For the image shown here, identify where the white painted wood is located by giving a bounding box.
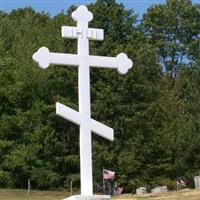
[33,5,133,197]
[33,47,79,69]
[56,102,81,125]
[62,26,104,41]
[56,102,113,141]
[90,119,114,141]
[89,53,132,74]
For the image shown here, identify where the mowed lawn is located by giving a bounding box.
[1,189,200,200]
[0,189,70,200]
[114,189,200,200]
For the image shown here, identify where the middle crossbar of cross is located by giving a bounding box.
[33,5,132,196]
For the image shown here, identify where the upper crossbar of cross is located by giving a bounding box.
[33,6,132,75]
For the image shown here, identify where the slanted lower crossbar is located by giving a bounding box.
[56,102,113,141]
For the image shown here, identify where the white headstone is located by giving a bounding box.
[33,5,132,199]
[151,186,168,193]
[136,187,147,195]
[194,176,200,189]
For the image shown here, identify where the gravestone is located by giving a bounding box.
[194,176,200,189]
[151,186,168,193]
[136,187,147,195]
[33,5,132,200]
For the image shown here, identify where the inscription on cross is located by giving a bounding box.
[33,5,132,197]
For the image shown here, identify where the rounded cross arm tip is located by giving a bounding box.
[116,53,133,74]
[72,5,93,23]
[32,47,50,69]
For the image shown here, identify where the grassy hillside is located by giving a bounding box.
[1,189,200,200]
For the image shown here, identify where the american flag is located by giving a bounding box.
[114,187,123,195]
[103,169,115,180]
[177,179,186,187]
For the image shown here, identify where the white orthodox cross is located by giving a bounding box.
[33,5,132,197]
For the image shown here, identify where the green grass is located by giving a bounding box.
[1,189,200,200]
[114,189,200,200]
[0,189,70,200]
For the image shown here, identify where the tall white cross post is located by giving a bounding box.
[33,5,132,198]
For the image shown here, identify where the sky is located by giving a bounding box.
[0,0,199,17]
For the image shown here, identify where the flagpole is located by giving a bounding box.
[176,177,178,191]
[103,168,105,194]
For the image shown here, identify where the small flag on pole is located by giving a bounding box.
[176,179,186,187]
[103,169,115,180]
[114,187,123,195]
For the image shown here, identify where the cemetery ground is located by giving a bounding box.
[1,189,200,200]
[0,189,69,200]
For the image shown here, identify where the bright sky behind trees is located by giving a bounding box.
[1,0,199,17]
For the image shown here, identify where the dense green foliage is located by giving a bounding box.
[0,0,200,192]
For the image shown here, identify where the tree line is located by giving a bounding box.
[0,0,200,192]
